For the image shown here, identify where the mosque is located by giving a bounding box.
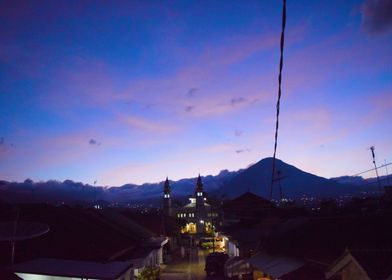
[162,175,218,234]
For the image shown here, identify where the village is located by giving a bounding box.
[1,175,392,280]
[1,1,392,279]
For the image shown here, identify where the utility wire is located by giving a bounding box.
[352,162,392,176]
[270,0,287,200]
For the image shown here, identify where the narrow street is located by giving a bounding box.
[160,246,224,280]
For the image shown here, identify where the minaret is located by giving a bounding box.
[162,177,172,216]
[195,174,206,233]
[195,174,204,205]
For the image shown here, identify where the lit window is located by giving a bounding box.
[197,192,203,197]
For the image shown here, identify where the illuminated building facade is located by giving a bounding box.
[163,175,218,234]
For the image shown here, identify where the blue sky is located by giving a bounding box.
[0,0,391,186]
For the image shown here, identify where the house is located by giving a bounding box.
[220,228,268,258]
[256,211,392,279]
[325,248,392,280]
[218,192,278,258]
[221,191,276,226]
[120,210,181,259]
[247,252,304,280]
[0,204,168,279]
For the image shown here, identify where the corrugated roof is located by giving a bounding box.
[248,252,304,278]
[13,258,132,279]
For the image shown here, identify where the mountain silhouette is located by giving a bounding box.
[219,157,360,199]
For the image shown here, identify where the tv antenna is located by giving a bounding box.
[384,159,391,185]
[273,170,288,200]
[368,146,382,191]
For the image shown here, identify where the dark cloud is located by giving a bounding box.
[234,129,243,137]
[185,105,194,113]
[0,137,13,149]
[235,148,250,154]
[362,0,392,34]
[89,139,101,146]
[187,88,198,98]
[144,103,156,110]
[230,97,247,106]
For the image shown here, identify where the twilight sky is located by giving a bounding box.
[1,0,391,186]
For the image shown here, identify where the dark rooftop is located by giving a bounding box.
[0,204,159,265]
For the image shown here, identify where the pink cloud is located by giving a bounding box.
[120,115,179,134]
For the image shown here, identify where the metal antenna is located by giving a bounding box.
[11,207,20,265]
[94,180,98,208]
[369,146,382,191]
[273,170,288,201]
[385,159,391,185]
[277,170,283,200]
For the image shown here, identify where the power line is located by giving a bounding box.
[270,0,287,200]
[353,162,392,176]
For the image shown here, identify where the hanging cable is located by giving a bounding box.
[270,0,286,200]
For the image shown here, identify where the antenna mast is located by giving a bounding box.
[369,146,382,191]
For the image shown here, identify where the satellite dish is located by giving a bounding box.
[0,222,49,241]
[0,222,49,265]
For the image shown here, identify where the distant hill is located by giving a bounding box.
[110,169,242,201]
[219,158,363,199]
[0,158,379,204]
[331,174,392,188]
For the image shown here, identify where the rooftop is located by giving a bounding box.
[0,204,160,264]
[12,258,132,280]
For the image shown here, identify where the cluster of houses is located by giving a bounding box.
[0,202,175,280]
[1,176,392,279]
[165,176,392,280]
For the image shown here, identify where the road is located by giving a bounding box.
[160,246,224,280]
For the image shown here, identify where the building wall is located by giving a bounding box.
[341,261,370,280]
